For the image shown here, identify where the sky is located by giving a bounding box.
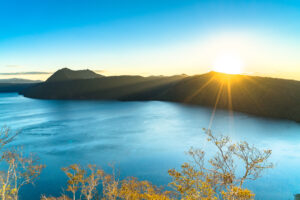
[0,0,300,80]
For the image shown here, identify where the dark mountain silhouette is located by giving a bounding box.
[0,79,40,93]
[20,69,300,122]
[160,71,300,122]
[46,68,103,82]
[0,83,37,93]
[21,74,186,100]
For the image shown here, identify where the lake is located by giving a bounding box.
[0,93,300,200]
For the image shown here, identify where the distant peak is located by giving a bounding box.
[0,78,41,84]
[46,68,103,82]
[60,67,70,70]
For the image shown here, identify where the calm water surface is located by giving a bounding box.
[1,93,300,200]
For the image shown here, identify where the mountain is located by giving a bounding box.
[0,79,41,93]
[20,69,300,122]
[160,71,300,122]
[0,78,41,84]
[21,74,186,100]
[0,83,38,93]
[46,68,103,82]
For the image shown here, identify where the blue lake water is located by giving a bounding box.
[0,93,300,200]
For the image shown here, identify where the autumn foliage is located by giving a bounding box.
[0,127,45,200]
[0,127,273,200]
[167,129,273,200]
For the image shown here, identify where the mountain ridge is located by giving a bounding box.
[46,68,103,82]
[0,78,41,84]
[19,68,300,123]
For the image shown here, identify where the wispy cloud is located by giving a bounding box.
[0,72,52,75]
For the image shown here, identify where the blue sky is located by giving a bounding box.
[1,0,300,80]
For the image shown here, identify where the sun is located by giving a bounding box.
[212,53,244,74]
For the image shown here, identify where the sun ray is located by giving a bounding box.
[243,76,273,94]
[226,79,235,133]
[227,79,233,113]
[236,81,265,114]
[209,81,224,129]
[184,76,215,103]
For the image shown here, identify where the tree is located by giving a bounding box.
[0,127,45,200]
[43,129,273,200]
[43,164,172,200]
[0,126,273,200]
[119,177,173,200]
[61,164,104,200]
[0,126,18,150]
[168,128,273,200]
